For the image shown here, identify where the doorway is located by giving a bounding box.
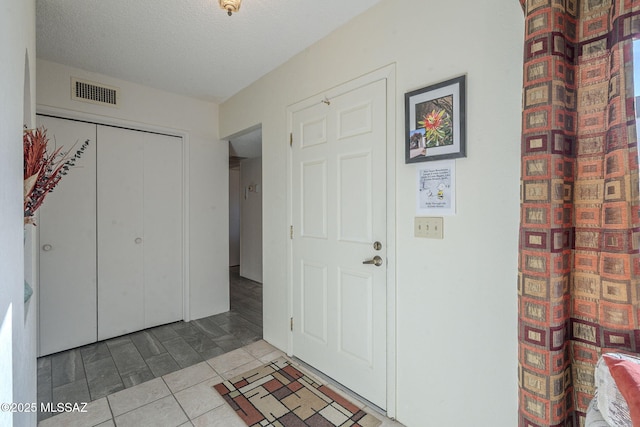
[228,127,263,327]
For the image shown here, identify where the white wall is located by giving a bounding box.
[240,158,263,283]
[36,59,230,320]
[229,168,241,266]
[0,0,37,426]
[219,1,524,426]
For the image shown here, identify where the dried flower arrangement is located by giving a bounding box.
[23,126,89,225]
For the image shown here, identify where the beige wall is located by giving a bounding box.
[230,168,241,266]
[0,0,37,425]
[36,59,230,320]
[240,157,263,283]
[220,0,524,425]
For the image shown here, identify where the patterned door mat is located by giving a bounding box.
[213,357,382,427]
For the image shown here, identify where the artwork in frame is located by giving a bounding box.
[405,75,466,163]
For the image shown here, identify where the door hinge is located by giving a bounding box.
[290,317,294,331]
[289,133,293,147]
[290,225,293,239]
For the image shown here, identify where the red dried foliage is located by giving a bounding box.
[23,127,71,223]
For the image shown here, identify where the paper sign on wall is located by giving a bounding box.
[416,159,456,216]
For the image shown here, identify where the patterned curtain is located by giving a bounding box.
[518,0,640,426]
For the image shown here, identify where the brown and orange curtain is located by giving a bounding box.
[518,0,640,425]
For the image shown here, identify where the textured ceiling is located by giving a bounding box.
[36,0,384,103]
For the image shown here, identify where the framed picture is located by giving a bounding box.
[405,75,466,163]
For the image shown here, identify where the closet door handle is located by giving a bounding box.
[134,237,143,244]
[42,244,53,252]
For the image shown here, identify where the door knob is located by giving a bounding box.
[362,255,383,267]
[135,237,143,244]
[42,244,53,252]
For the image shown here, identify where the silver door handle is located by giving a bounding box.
[362,255,383,267]
[135,237,143,244]
[42,244,53,252]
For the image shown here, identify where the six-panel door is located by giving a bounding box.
[291,78,388,408]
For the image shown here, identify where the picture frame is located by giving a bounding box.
[405,75,466,163]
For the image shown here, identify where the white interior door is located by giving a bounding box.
[291,78,387,408]
[38,115,97,356]
[97,126,182,340]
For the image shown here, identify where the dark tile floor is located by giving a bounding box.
[37,266,262,422]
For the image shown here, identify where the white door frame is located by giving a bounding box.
[286,64,397,417]
[34,106,191,342]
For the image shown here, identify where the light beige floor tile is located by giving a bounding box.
[114,395,187,427]
[220,359,264,380]
[107,377,170,417]
[257,349,285,363]
[243,340,278,359]
[162,362,218,393]
[191,404,246,427]
[38,338,406,427]
[37,397,111,427]
[365,407,406,426]
[206,348,256,374]
[174,377,226,419]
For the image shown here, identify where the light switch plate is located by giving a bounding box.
[415,217,444,239]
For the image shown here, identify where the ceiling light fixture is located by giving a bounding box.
[219,0,241,16]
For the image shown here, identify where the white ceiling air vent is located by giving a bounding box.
[71,78,119,107]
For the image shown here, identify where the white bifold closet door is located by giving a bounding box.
[37,116,183,356]
[97,125,183,341]
[38,116,98,356]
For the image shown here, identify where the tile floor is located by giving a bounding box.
[37,341,404,427]
[37,267,262,423]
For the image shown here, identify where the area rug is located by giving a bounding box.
[213,357,382,427]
